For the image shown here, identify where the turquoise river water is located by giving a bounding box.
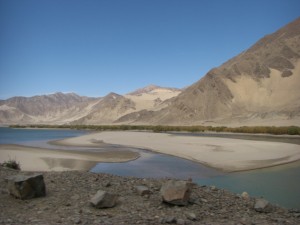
[0,127,299,209]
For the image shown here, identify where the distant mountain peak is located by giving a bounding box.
[105,92,122,98]
[128,84,180,96]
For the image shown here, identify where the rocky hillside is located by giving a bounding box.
[0,86,181,125]
[1,167,299,225]
[0,92,99,125]
[70,92,136,125]
[130,17,300,126]
[69,86,181,125]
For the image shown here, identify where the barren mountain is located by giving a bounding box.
[125,85,181,111]
[123,17,300,126]
[128,84,181,96]
[0,86,181,125]
[71,86,181,125]
[1,18,299,126]
[0,92,99,125]
[70,93,136,125]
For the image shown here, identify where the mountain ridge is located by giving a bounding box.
[0,85,181,125]
[127,17,300,126]
[127,85,181,96]
[1,18,300,126]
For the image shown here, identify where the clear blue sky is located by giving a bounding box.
[0,0,299,99]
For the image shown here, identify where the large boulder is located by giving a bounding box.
[160,180,192,206]
[90,190,118,208]
[6,174,46,200]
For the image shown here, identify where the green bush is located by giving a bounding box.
[287,126,300,135]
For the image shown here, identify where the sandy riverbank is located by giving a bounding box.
[55,131,300,172]
[0,144,139,171]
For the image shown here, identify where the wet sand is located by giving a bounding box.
[55,131,300,172]
[0,144,139,171]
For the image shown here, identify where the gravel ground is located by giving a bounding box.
[1,166,299,225]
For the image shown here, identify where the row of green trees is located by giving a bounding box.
[10,124,300,135]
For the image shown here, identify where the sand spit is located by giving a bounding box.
[57,131,300,172]
[0,144,139,171]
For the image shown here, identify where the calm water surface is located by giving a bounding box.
[0,127,87,144]
[0,127,299,209]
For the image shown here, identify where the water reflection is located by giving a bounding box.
[91,150,223,179]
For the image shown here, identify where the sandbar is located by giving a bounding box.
[57,131,300,172]
[0,144,139,171]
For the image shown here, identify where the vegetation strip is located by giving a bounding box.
[10,124,300,135]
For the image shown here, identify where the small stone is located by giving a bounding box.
[165,216,176,223]
[188,198,197,204]
[143,194,150,199]
[289,208,300,213]
[74,218,82,224]
[103,181,111,187]
[135,185,151,196]
[294,213,300,218]
[186,212,197,221]
[211,186,216,191]
[71,194,80,200]
[0,188,8,194]
[200,198,208,203]
[90,190,118,209]
[241,192,250,200]
[176,219,186,225]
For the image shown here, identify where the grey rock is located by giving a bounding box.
[71,194,80,200]
[165,216,176,223]
[160,180,192,206]
[90,190,118,208]
[103,181,111,187]
[289,208,300,213]
[6,174,46,200]
[186,212,197,221]
[254,198,272,213]
[294,213,300,218]
[200,198,208,203]
[135,185,151,196]
[176,219,186,225]
[73,218,82,224]
[0,188,8,194]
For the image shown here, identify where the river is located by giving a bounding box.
[0,127,299,209]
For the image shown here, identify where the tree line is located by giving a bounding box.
[9,124,300,135]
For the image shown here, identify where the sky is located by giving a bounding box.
[0,0,299,99]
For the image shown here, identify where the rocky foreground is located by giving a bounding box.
[0,166,299,225]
